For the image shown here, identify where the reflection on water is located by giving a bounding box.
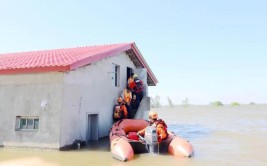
[1,105,267,166]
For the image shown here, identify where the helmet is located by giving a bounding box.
[133,74,138,78]
[148,111,158,120]
[117,97,123,103]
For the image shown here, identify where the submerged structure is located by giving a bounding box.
[0,43,157,149]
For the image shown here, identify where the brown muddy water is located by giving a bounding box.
[0,105,267,166]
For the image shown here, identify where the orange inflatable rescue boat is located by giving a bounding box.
[110,119,194,161]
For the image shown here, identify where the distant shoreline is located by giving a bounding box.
[153,104,267,108]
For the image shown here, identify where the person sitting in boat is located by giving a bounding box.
[113,97,128,122]
[137,111,168,143]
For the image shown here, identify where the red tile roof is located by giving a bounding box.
[0,43,158,85]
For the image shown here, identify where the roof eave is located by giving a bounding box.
[130,43,158,86]
[0,66,70,75]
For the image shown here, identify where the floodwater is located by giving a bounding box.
[1,105,267,166]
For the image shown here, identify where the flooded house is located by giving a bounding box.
[0,43,157,149]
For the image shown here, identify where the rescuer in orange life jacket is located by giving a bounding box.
[128,74,144,109]
[137,111,168,143]
[113,97,128,122]
[123,87,132,118]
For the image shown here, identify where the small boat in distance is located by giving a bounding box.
[110,119,194,161]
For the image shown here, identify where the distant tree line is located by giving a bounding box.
[167,96,174,108]
[210,101,257,106]
[150,95,257,107]
[150,96,191,108]
[210,101,223,106]
[150,95,161,108]
[182,97,190,106]
[231,102,240,106]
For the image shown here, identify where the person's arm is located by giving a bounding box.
[156,124,167,140]
[127,92,132,105]
[140,80,144,90]
[123,89,127,100]
[129,92,132,101]
[137,128,145,136]
[122,105,128,117]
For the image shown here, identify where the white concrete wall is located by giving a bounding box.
[0,52,150,149]
[0,73,64,149]
[60,52,137,146]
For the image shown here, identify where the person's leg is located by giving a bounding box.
[126,104,131,118]
[136,93,142,108]
[140,91,144,100]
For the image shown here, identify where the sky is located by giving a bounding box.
[0,0,266,105]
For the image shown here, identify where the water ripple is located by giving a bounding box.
[168,123,212,140]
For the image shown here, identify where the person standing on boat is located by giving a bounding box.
[137,111,168,143]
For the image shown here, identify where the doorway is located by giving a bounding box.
[127,67,133,86]
[87,113,99,142]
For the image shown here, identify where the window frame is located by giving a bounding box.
[112,64,120,87]
[15,116,39,131]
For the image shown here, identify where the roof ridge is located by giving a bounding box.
[0,42,134,56]
[83,42,133,48]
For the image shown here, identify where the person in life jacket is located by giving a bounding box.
[127,73,135,89]
[123,87,132,105]
[113,97,128,121]
[123,87,132,118]
[129,74,144,109]
[137,111,168,143]
[128,74,136,90]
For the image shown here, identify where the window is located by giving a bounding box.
[112,64,120,87]
[15,116,39,130]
